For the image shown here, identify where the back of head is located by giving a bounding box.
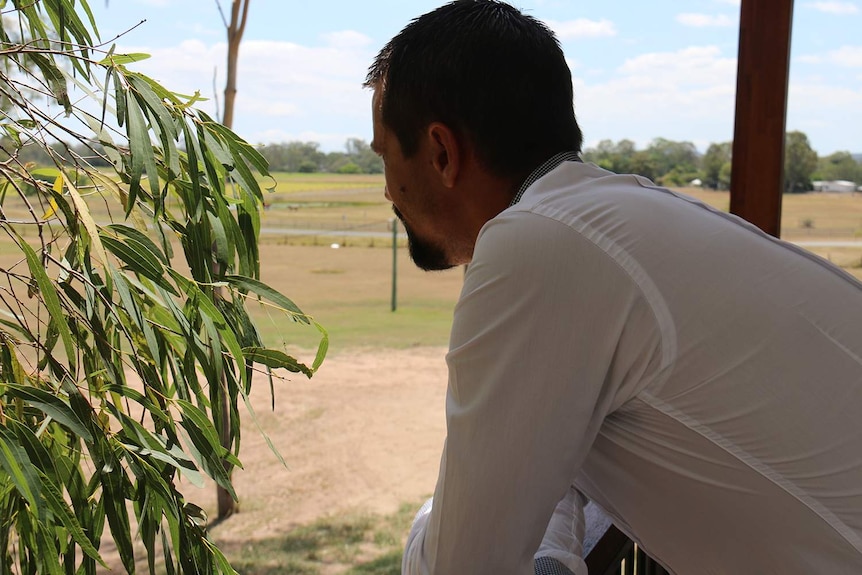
[366,0,582,181]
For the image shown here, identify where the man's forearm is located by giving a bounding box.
[401,497,582,575]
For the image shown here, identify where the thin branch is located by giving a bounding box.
[213,0,229,29]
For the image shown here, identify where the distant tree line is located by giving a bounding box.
[4,136,385,176]
[8,131,859,192]
[255,138,383,174]
[582,131,862,193]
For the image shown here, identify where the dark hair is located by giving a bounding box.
[365,0,582,180]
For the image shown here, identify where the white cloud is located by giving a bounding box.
[112,36,376,148]
[676,13,736,27]
[827,45,862,66]
[544,18,617,39]
[574,46,738,149]
[787,80,862,152]
[798,45,862,67]
[797,54,823,64]
[617,46,737,84]
[248,129,362,151]
[321,30,374,50]
[805,2,859,14]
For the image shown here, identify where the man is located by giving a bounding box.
[365,1,862,574]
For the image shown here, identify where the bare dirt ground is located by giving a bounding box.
[208,346,448,538]
[97,346,449,573]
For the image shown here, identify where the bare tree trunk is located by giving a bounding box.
[214,0,251,522]
[213,0,251,521]
[213,1,251,521]
[222,0,250,129]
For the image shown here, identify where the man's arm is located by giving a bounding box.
[403,211,665,574]
[534,486,588,574]
[404,494,584,575]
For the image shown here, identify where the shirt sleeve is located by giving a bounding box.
[402,210,666,575]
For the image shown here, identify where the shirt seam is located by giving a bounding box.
[514,203,678,380]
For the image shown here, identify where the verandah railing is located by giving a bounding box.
[583,502,670,575]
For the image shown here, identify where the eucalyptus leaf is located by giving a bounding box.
[0,2,325,572]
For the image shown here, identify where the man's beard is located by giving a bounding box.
[393,206,455,272]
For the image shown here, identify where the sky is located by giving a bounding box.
[83,0,862,155]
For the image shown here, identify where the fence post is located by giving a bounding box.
[391,218,398,312]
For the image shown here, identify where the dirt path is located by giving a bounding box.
[96,347,449,572]
[201,346,448,541]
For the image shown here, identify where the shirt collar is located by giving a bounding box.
[509,151,581,207]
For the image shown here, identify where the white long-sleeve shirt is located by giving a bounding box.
[403,160,862,575]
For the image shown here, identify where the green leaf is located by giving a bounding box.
[30,167,61,183]
[98,52,151,66]
[206,120,270,176]
[64,172,109,267]
[169,271,248,389]
[224,275,309,323]
[0,427,44,519]
[35,529,63,575]
[312,322,329,372]
[201,126,234,169]
[129,74,178,143]
[242,347,312,377]
[14,232,76,372]
[2,123,22,146]
[4,385,93,443]
[101,235,164,282]
[114,69,127,128]
[101,468,135,574]
[176,400,237,500]
[125,86,152,216]
[40,475,107,568]
[115,416,203,487]
[25,52,71,114]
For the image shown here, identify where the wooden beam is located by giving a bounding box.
[729,0,794,238]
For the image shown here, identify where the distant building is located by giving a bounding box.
[812,180,857,193]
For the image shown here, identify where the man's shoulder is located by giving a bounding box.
[513,162,659,216]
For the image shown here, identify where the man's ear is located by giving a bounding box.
[427,122,460,188]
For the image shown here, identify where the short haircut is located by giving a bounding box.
[365,0,583,181]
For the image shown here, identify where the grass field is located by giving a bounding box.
[238,176,862,367]
[253,238,463,355]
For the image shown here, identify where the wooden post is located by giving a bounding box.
[729,0,794,238]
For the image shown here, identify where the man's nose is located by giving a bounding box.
[384,185,392,201]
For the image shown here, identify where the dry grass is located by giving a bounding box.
[675,186,862,280]
[675,187,862,240]
[252,240,464,353]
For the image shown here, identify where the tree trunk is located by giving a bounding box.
[216,0,251,521]
[222,0,250,129]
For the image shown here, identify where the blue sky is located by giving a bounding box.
[85,0,862,155]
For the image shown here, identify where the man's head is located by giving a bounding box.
[366,0,582,270]
[366,0,581,180]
